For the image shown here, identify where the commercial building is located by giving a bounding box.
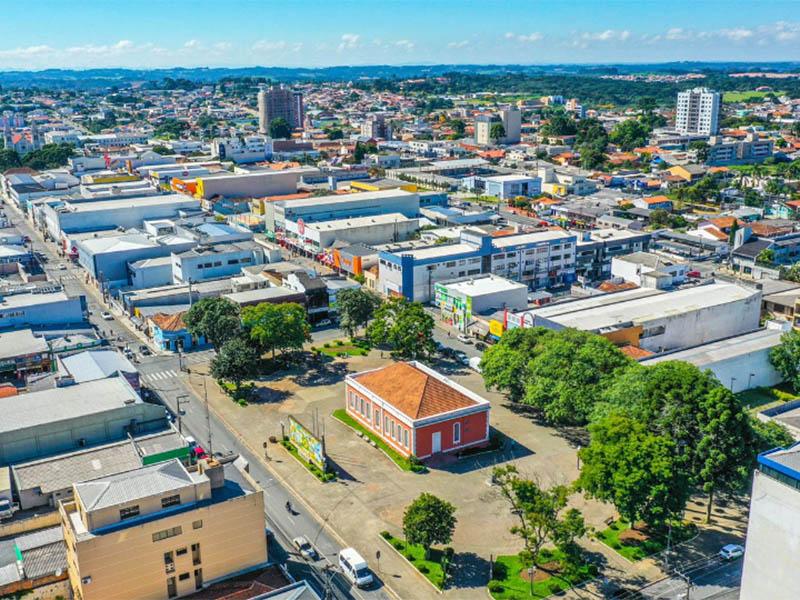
[194,170,302,201]
[675,87,721,136]
[740,443,800,600]
[60,458,267,600]
[0,376,168,465]
[0,329,51,378]
[345,361,490,459]
[516,283,761,353]
[0,289,86,329]
[435,274,528,331]
[269,189,419,233]
[172,242,266,284]
[283,213,419,251]
[379,228,576,303]
[705,133,774,166]
[610,251,688,289]
[258,84,304,132]
[42,194,200,240]
[482,174,541,200]
[575,229,652,283]
[211,136,272,164]
[59,350,140,391]
[641,327,783,393]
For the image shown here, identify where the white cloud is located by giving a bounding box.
[114,40,134,50]
[580,29,630,42]
[448,40,469,49]
[338,33,361,52]
[184,39,202,49]
[394,39,415,51]
[252,40,303,53]
[505,32,543,43]
[0,45,55,59]
[212,42,232,52]
[665,28,688,40]
[719,28,753,41]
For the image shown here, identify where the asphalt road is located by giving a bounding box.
[6,202,392,600]
[618,554,742,600]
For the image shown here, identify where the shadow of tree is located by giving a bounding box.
[248,387,292,404]
[425,428,535,474]
[502,401,590,447]
[451,551,491,590]
[292,359,351,387]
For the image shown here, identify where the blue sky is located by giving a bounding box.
[0,0,798,69]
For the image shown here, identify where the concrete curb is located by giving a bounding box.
[378,534,444,595]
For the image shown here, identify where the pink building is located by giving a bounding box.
[345,361,491,460]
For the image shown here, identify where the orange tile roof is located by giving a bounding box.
[150,312,187,332]
[597,281,638,292]
[708,216,739,229]
[261,192,312,203]
[354,362,481,420]
[619,345,654,359]
[642,195,671,205]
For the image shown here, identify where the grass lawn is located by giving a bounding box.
[380,532,448,589]
[332,409,426,473]
[738,382,797,413]
[280,439,336,482]
[596,520,695,562]
[488,549,596,599]
[723,90,780,103]
[218,381,254,406]
[315,339,370,358]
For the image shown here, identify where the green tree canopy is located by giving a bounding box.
[578,412,690,529]
[183,297,241,351]
[480,327,551,404]
[23,143,74,170]
[770,329,800,392]
[609,119,650,151]
[268,117,291,139]
[402,493,457,559]
[336,287,381,338]
[490,122,506,141]
[367,297,435,360]
[241,302,310,359]
[539,111,577,137]
[0,148,21,172]
[154,118,189,139]
[210,336,260,392]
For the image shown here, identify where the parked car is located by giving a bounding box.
[0,497,17,521]
[316,318,332,328]
[719,544,744,560]
[139,345,152,356]
[101,312,114,320]
[339,547,373,588]
[457,334,472,344]
[292,536,318,560]
[475,341,487,351]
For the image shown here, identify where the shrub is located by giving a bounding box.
[488,581,504,593]
[393,541,404,551]
[337,352,347,357]
[336,340,344,346]
[549,581,563,594]
[323,342,330,348]
[419,565,429,574]
[444,546,454,559]
[611,541,621,550]
[588,564,599,577]
[405,553,415,561]
[380,531,392,540]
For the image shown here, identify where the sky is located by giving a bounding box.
[0,0,798,69]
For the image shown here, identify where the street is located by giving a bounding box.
[6,201,393,600]
[625,555,742,600]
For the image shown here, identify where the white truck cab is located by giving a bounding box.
[338,547,373,588]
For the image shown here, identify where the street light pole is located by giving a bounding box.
[175,395,189,434]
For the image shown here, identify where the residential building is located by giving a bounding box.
[211,136,273,164]
[361,114,392,140]
[379,228,576,303]
[258,84,303,133]
[610,251,688,289]
[60,458,267,600]
[740,443,800,600]
[435,274,527,332]
[345,361,490,459]
[675,87,721,135]
[148,312,206,352]
[575,229,652,283]
[499,107,522,144]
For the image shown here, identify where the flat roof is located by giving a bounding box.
[0,377,143,435]
[484,174,537,182]
[577,228,649,245]
[641,328,781,367]
[492,229,573,248]
[64,194,196,213]
[223,286,301,304]
[0,290,74,309]
[396,243,477,261]
[301,212,414,231]
[0,329,48,360]
[279,189,416,210]
[547,283,758,331]
[442,275,527,296]
[525,288,664,319]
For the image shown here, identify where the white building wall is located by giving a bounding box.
[740,471,800,600]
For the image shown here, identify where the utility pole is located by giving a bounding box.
[203,375,213,455]
[175,395,189,434]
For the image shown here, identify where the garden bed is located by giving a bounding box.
[488,549,596,599]
[280,438,336,482]
[737,383,797,412]
[379,531,448,590]
[315,339,370,358]
[596,520,696,562]
[218,380,254,406]
[332,409,426,473]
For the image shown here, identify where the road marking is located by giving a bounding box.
[144,370,178,382]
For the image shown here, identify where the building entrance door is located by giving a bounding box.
[432,431,442,454]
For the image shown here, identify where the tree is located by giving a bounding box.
[367,297,436,359]
[353,141,377,163]
[325,128,344,140]
[0,148,21,172]
[151,145,172,155]
[490,122,506,142]
[539,111,577,137]
[770,329,800,392]
[689,141,710,163]
[210,336,260,393]
[523,329,631,425]
[448,118,466,137]
[494,466,586,574]
[578,412,690,529]
[269,117,291,139]
[728,219,739,245]
[609,119,650,151]
[23,143,74,170]
[751,418,794,453]
[402,493,457,559]
[336,287,381,337]
[183,297,241,351]
[241,302,310,359]
[154,118,189,139]
[481,327,551,404]
[755,248,775,266]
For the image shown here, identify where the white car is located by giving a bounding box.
[719,544,744,560]
[292,536,318,561]
[101,312,114,321]
[457,334,472,344]
[339,547,373,588]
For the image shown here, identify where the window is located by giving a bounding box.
[194,569,203,590]
[167,577,177,599]
[179,573,190,581]
[403,429,409,448]
[164,551,175,573]
[454,422,462,444]
[374,408,380,426]
[152,526,182,542]
[176,547,188,556]
[384,415,389,432]
[192,520,203,530]
[366,403,371,420]
[192,543,201,566]
[119,505,140,520]
[359,398,365,415]
[391,420,396,439]
[161,495,181,509]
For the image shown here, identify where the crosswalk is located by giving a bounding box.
[142,369,179,383]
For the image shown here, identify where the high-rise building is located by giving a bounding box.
[500,107,522,144]
[60,458,267,600]
[740,443,800,600]
[257,84,304,135]
[675,87,720,136]
[361,113,392,140]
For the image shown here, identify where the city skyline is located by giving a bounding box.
[1,0,799,69]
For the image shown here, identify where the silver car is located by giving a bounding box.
[292,536,318,560]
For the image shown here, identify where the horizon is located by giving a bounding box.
[2,0,799,69]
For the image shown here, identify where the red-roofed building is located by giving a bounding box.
[345,361,491,459]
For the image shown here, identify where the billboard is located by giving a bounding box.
[288,416,326,471]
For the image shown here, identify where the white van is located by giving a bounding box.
[339,547,373,588]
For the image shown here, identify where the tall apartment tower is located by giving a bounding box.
[675,87,720,136]
[257,84,304,135]
[500,107,522,144]
[361,113,392,140]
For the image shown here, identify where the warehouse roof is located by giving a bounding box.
[0,377,142,435]
[299,212,414,232]
[641,327,781,367]
[64,193,196,213]
[0,329,48,360]
[279,188,416,210]
[441,275,527,297]
[59,350,137,383]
